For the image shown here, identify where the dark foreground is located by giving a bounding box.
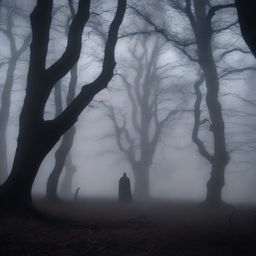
[1,198,256,256]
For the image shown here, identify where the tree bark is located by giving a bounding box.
[0,60,17,183]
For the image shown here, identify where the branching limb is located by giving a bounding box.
[52,0,127,133]
[184,0,196,32]
[219,66,256,79]
[207,3,236,23]
[217,48,251,62]
[29,0,53,73]
[46,1,91,85]
[116,73,140,133]
[192,74,214,163]
[213,20,238,34]
[102,102,136,163]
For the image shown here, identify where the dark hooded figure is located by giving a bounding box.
[119,172,132,202]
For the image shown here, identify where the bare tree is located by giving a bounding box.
[129,0,253,204]
[46,0,120,201]
[46,0,78,202]
[103,35,187,200]
[190,0,232,204]
[0,0,127,213]
[0,6,31,184]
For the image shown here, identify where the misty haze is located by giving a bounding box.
[0,0,256,255]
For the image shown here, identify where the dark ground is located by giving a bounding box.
[0,198,256,256]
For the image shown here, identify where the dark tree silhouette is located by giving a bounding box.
[46,0,78,202]
[0,0,127,212]
[59,154,77,197]
[0,7,31,184]
[188,0,230,204]
[236,0,256,58]
[130,0,243,204]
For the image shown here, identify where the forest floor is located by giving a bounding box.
[0,198,256,256]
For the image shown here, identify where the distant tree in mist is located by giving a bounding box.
[46,0,122,202]
[131,0,254,204]
[103,36,188,200]
[184,1,255,204]
[0,5,30,184]
[225,74,256,157]
[0,0,127,213]
[46,0,78,202]
[46,78,78,202]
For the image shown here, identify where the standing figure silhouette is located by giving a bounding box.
[119,173,132,202]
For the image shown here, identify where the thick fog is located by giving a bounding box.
[1,0,256,205]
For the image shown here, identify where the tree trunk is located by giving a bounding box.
[206,159,228,204]
[59,154,77,198]
[0,60,17,184]
[0,78,61,211]
[46,127,75,201]
[133,164,150,200]
[201,64,229,204]
[0,9,31,184]
[46,63,77,202]
[0,127,54,211]
[0,130,8,184]
[194,0,229,204]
